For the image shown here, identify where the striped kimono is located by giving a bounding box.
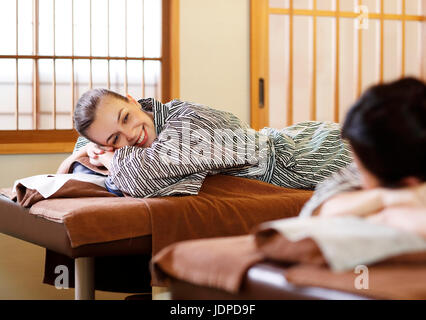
[75,98,353,198]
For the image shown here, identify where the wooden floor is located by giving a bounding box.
[0,232,131,300]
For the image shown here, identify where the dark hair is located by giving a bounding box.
[73,88,128,137]
[342,77,426,187]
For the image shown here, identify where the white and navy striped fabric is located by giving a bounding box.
[299,162,362,218]
[75,98,353,198]
[263,121,353,189]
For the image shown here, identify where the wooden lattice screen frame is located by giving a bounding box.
[0,0,179,154]
[250,0,426,130]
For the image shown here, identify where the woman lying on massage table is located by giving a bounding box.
[57,88,353,198]
[299,77,426,238]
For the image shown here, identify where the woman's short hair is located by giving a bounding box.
[73,88,128,137]
[342,77,426,187]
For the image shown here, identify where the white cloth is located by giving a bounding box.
[262,216,426,272]
[13,173,106,199]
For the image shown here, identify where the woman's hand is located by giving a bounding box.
[381,184,426,208]
[86,142,114,167]
[86,142,114,160]
[367,206,426,238]
[90,150,115,170]
[56,142,114,173]
[317,188,386,218]
[317,183,426,218]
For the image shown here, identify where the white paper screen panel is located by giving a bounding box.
[268,0,424,128]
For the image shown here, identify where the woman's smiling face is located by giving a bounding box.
[85,94,157,149]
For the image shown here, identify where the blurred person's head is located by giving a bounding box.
[342,77,426,189]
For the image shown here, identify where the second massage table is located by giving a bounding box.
[152,219,426,300]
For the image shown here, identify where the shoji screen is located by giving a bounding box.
[251,0,425,129]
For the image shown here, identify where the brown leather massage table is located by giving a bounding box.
[0,175,313,300]
[154,226,426,300]
[0,194,153,299]
[153,234,374,300]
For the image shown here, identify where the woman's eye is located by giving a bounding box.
[123,113,129,123]
[113,135,119,145]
